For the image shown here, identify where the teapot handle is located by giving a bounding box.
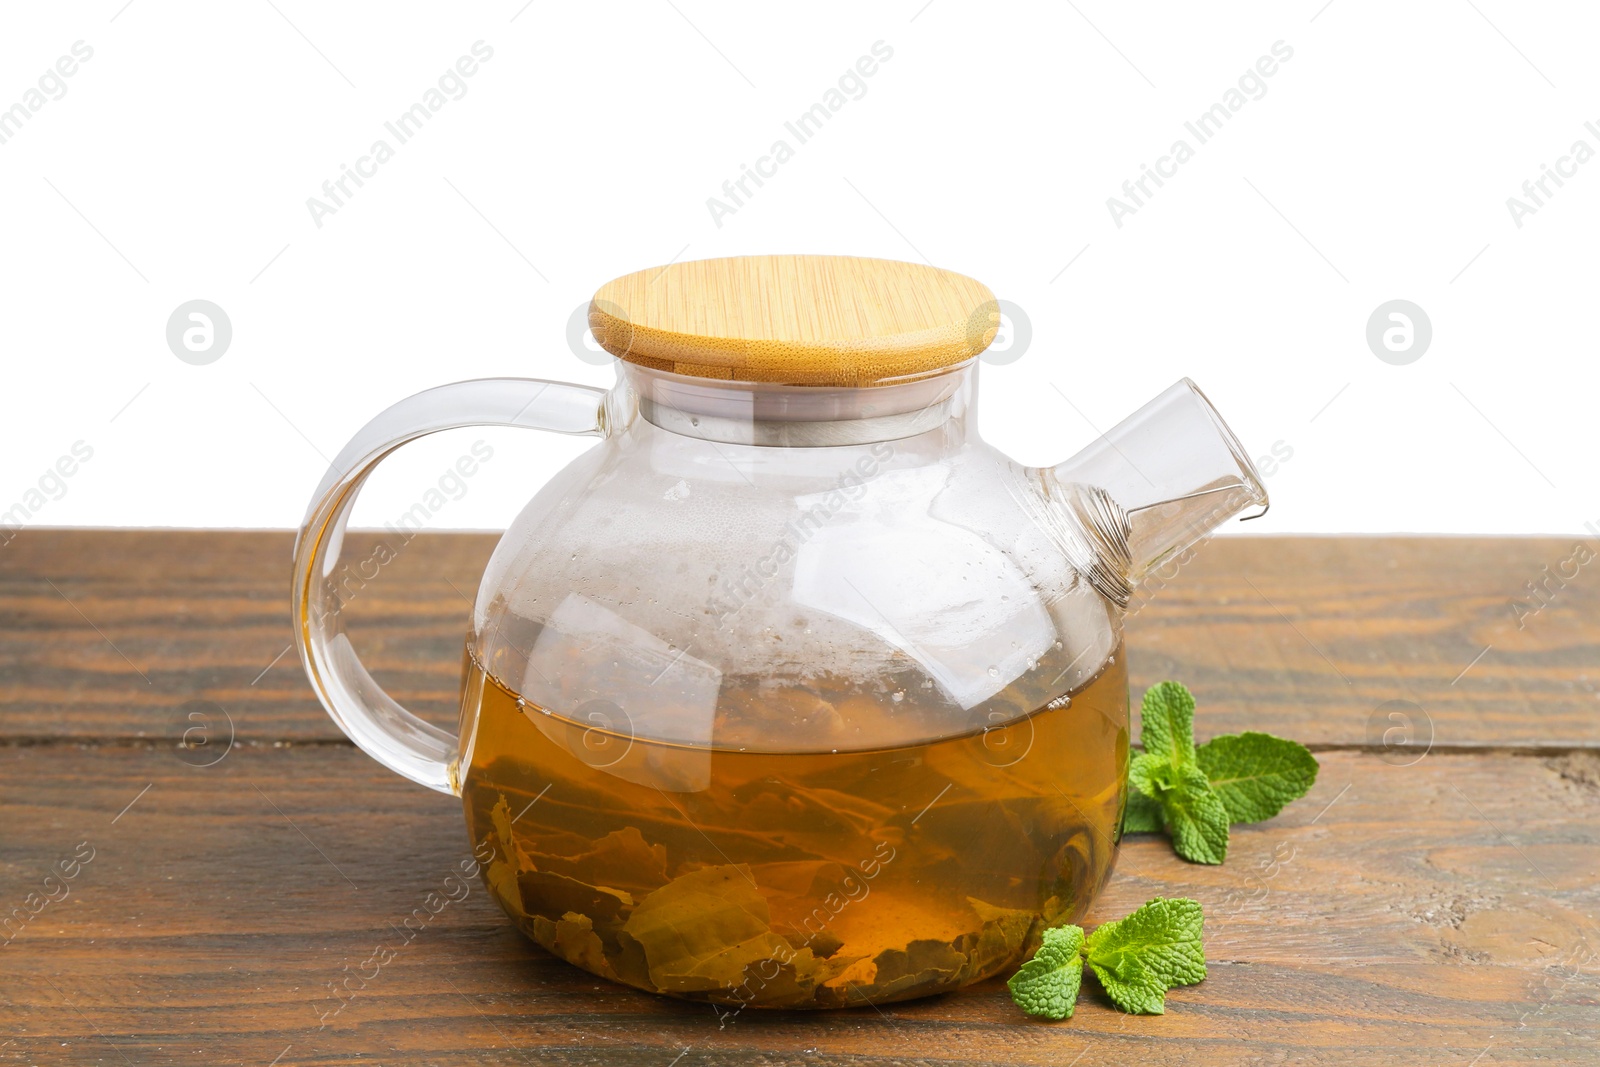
[291,377,610,794]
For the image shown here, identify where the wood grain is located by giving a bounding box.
[0,530,490,744]
[1,744,1594,1066]
[1129,534,1600,749]
[589,255,998,384]
[0,531,1593,747]
[2,531,1596,1065]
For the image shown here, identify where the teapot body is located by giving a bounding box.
[293,256,1266,1011]
[453,365,1130,1008]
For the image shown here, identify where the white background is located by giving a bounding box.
[1,0,1595,535]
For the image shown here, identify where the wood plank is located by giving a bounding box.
[0,529,494,743]
[1130,535,1600,750]
[1,531,1595,747]
[1,744,1594,1065]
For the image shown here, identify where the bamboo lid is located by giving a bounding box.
[588,255,999,386]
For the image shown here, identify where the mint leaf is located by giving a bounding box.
[1195,731,1319,824]
[1007,924,1085,1019]
[1085,897,1206,1014]
[1130,748,1228,862]
[1122,785,1164,834]
[1161,764,1230,864]
[1127,751,1170,797]
[1139,680,1196,768]
[1089,950,1169,1015]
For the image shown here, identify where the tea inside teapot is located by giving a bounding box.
[459,639,1127,1009]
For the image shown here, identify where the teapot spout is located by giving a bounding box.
[1043,379,1267,593]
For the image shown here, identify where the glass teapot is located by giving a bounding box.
[292,254,1267,1010]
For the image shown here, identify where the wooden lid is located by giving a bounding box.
[589,255,999,386]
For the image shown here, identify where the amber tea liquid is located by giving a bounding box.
[458,644,1128,1009]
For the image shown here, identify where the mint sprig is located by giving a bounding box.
[1123,682,1318,864]
[1008,897,1206,1018]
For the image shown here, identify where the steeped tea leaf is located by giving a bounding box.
[963,897,1039,982]
[517,868,633,925]
[861,939,971,1002]
[526,825,669,895]
[621,864,797,994]
[531,911,619,980]
[483,794,534,915]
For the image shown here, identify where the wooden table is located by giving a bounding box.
[2,531,1596,1066]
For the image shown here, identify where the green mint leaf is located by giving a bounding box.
[1127,751,1171,798]
[1089,951,1170,1015]
[1085,897,1206,1014]
[1121,784,1165,834]
[1195,731,1319,824]
[1139,681,1197,769]
[1007,924,1085,1019]
[1161,764,1230,864]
